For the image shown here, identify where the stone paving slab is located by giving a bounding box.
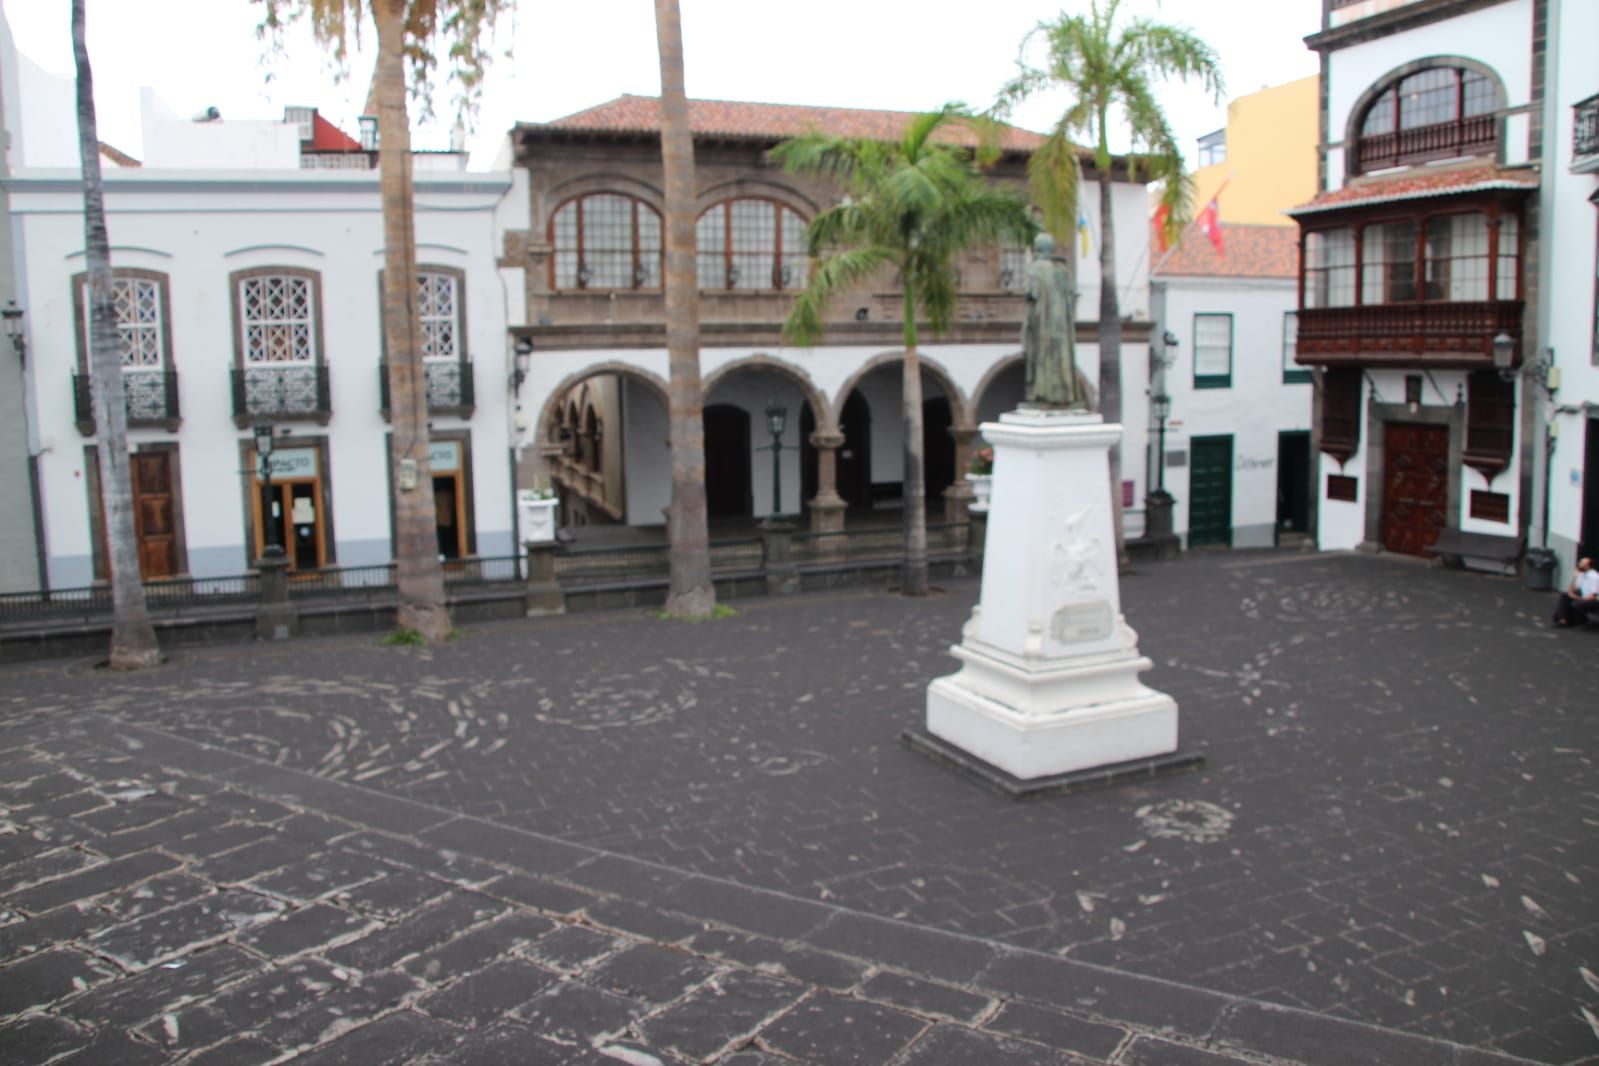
[0,551,1593,1063]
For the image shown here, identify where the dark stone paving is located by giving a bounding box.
[0,551,1591,1063]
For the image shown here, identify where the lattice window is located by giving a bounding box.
[1355,66,1501,173]
[549,194,661,291]
[696,198,809,290]
[1361,221,1417,304]
[998,244,1029,292]
[418,271,459,361]
[1305,229,1356,308]
[241,274,315,364]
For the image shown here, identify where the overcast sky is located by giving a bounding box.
[6,0,1323,169]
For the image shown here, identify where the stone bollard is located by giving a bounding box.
[255,554,299,641]
[761,520,799,597]
[525,541,565,616]
[1142,490,1180,561]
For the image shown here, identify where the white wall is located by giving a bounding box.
[622,376,670,525]
[1156,276,1310,547]
[705,373,809,518]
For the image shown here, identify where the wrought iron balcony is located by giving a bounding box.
[1575,94,1599,172]
[73,370,181,434]
[231,365,331,424]
[1295,301,1524,369]
[378,359,475,418]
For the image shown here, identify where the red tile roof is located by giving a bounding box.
[528,95,1046,152]
[1154,223,1299,279]
[310,112,362,152]
[1287,163,1537,217]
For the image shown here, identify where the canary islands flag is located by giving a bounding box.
[1076,211,1091,255]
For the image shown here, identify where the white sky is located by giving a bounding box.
[6,0,1323,169]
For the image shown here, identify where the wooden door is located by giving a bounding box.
[1381,422,1449,557]
[131,452,179,578]
[1189,435,1234,547]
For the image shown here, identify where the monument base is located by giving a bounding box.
[924,408,1182,783]
[902,727,1202,800]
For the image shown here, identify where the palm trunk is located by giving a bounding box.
[655,0,715,618]
[376,0,450,641]
[73,0,158,669]
[1097,171,1128,568]
[901,290,929,596]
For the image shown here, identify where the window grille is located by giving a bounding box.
[241,275,315,364]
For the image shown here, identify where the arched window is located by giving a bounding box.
[1355,65,1501,173]
[550,193,662,290]
[696,199,809,290]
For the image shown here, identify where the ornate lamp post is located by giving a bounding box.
[757,398,789,525]
[1152,392,1171,492]
[254,423,284,558]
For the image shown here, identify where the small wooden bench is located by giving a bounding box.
[1428,528,1525,575]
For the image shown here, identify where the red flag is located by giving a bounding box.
[1197,196,1224,255]
[1153,203,1171,254]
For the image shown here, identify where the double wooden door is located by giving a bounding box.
[1381,422,1449,557]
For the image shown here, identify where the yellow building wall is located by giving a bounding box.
[1190,76,1319,226]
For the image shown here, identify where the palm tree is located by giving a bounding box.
[259,0,513,642]
[996,0,1222,564]
[773,107,1035,596]
[654,0,716,619]
[73,0,160,669]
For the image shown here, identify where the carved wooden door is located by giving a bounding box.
[131,452,178,579]
[1381,422,1449,557]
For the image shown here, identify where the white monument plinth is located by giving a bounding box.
[925,408,1178,780]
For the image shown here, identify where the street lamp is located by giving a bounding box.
[512,336,533,390]
[757,398,790,524]
[1152,393,1172,492]
[1492,332,1517,383]
[2,302,24,365]
[254,423,284,557]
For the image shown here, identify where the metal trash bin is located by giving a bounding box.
[1524,547,1557,591]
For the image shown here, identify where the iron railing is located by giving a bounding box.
[231,365,332,420]
[73,370,180,431]
[0,573,259,620]
[287,563,397,599]
[443,555,523,584]
[378,360,475,414]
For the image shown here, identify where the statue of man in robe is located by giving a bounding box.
[1021,232,1084,409]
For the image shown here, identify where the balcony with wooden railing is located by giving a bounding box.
[1355,115,1497,173]
[1295,300,1523,369]
[73,370,181,435]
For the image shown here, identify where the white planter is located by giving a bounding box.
[966,472,993,512]
[519,492,559,544]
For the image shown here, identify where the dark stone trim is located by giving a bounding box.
[1305,0,1518,52]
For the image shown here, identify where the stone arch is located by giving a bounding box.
[695,178,820,219]
[534,361,670,453]
[970,354,1026,428]
[703,355,832,433]
[545,172,666,217]
[1343,55,1508,178]
[831,351,969,429]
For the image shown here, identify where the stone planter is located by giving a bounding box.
[519,493,559,544]
[965,472,993,512]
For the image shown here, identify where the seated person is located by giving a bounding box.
[1553,557,1599,628]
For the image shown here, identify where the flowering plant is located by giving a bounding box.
[969,447,994,476]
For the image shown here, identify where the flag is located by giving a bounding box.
[1197,196,1224,255]
[1077,210,1091,255]
[1153,203,1171,254]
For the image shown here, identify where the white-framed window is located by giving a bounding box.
[1193,313,1232,388]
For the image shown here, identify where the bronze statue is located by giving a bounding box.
[1021,233,1085,409]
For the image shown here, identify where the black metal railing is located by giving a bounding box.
[379,360,475,414]
[231,365,332,420]
[443,555,523,584]
[1575,94,1599,161]
[0,572,259,620]
[73,370,180,431]
[287,563,397,598]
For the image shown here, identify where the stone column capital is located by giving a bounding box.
[809,431,845,450]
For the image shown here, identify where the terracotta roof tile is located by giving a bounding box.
[1153,223,1298,279]
[310,112,362,152]
[528,94,1045,152]
[1287,163,1536,217]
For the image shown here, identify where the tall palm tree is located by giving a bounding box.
[654,0,715,619]
[260,0,513,642]
[773,107,1035,596]
[996,0,1222,564]
[73,0,160,669]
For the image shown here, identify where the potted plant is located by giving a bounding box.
[966,446,994,511]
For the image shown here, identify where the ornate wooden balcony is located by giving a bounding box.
[1294,301,1523,369]
[1355,115,1497,173]
[1575,94,1599,173]
[73,370,181,435]
[231,365,331,426]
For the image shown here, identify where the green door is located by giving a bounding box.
[1189,435,1233,548]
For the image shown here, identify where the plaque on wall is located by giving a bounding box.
[1327,474,1358,502]
[1469,490,1510,523]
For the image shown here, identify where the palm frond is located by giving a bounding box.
[783,246,894,346]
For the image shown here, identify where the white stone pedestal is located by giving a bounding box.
[925,409,1178,780]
